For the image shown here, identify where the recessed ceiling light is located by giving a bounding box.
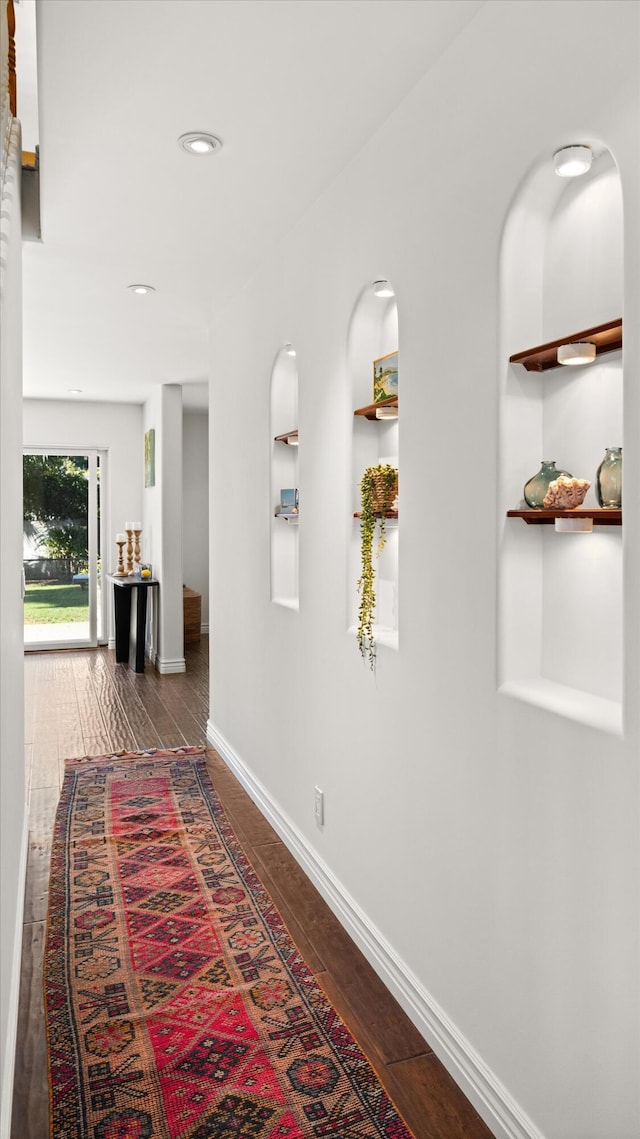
[373,279,394,298]
[178,132,224,156]
[67,388,83,395]
[128,284,155,295]
[553,145,593,177]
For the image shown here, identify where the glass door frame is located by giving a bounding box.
[23,446,108,651]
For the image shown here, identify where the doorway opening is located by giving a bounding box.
[23,449,108,649]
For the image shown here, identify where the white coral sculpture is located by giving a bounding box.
[543,476,590,509]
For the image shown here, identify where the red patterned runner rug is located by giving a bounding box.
[45,748,415,1139]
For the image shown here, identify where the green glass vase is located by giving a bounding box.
[596,447,622,508]
[523,460,573,508]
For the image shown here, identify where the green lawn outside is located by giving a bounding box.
[24,582,89,624]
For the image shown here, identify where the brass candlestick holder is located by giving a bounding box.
[114,539,126,576]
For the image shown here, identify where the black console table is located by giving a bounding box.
[109,575,159,673]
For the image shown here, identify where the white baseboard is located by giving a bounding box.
[206,719,543,1139]
[0,811,29,1139]
[156,656,186,675]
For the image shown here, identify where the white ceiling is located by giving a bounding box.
[19,0,484,409]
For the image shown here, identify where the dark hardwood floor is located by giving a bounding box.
[12,637,494,1139]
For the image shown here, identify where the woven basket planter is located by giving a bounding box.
[370,469,398,512]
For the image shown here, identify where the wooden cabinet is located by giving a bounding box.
[183,586,201,645]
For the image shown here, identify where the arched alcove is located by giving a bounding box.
[270,344,299,608]
[499,144,623,732]
[347,281,399,657]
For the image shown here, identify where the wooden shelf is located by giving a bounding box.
[274,430,299,445]
[353,396,398,420]
[507,509,621,526]
[509,319,622,373]
[354,510,398,519]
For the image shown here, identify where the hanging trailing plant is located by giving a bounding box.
[357,464,398,670]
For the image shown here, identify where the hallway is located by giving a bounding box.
[12,641,493,1139]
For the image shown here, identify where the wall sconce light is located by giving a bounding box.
[285,343,296,356]
[555,517,593,533]
[375,405,398,419]
[373,279,394,298]
[553,145,592,177]
[557,341,596,366]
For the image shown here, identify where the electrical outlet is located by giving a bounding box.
[314,786,324,826]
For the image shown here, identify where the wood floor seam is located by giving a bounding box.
[386,1048,435,1065]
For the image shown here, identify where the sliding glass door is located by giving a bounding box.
[23,449,107,650]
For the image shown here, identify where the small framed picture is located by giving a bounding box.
[373,350,398,404]
[279,488,299,513]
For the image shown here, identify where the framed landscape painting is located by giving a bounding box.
[373,350,398,403]
[144,428,155,487]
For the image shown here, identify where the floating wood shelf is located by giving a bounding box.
[507,509,621,526]
[275,512,299,522]
[509,319,622,373]
[354,510,398,520]
[274,430,299,445]
[353,396,398,420]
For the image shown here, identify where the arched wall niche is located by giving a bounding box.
[270,344,299,609]
[499,141,624,733]
[347,281,399,653]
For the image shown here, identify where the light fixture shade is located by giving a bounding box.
[555,517,593,534]
[178,132,224,156]
[373,279,394,298]
[557,341,597,366]
[553,145,592,177]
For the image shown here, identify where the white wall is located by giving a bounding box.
[143,385,184,672]
[23,399,143,642]
[0,79,25,1136]
[182,411,209,628]
[207,4,640,1138]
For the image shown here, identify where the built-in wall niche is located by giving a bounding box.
[499,145,623,733]
[348,280,399,658]
[270,343,299,609]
